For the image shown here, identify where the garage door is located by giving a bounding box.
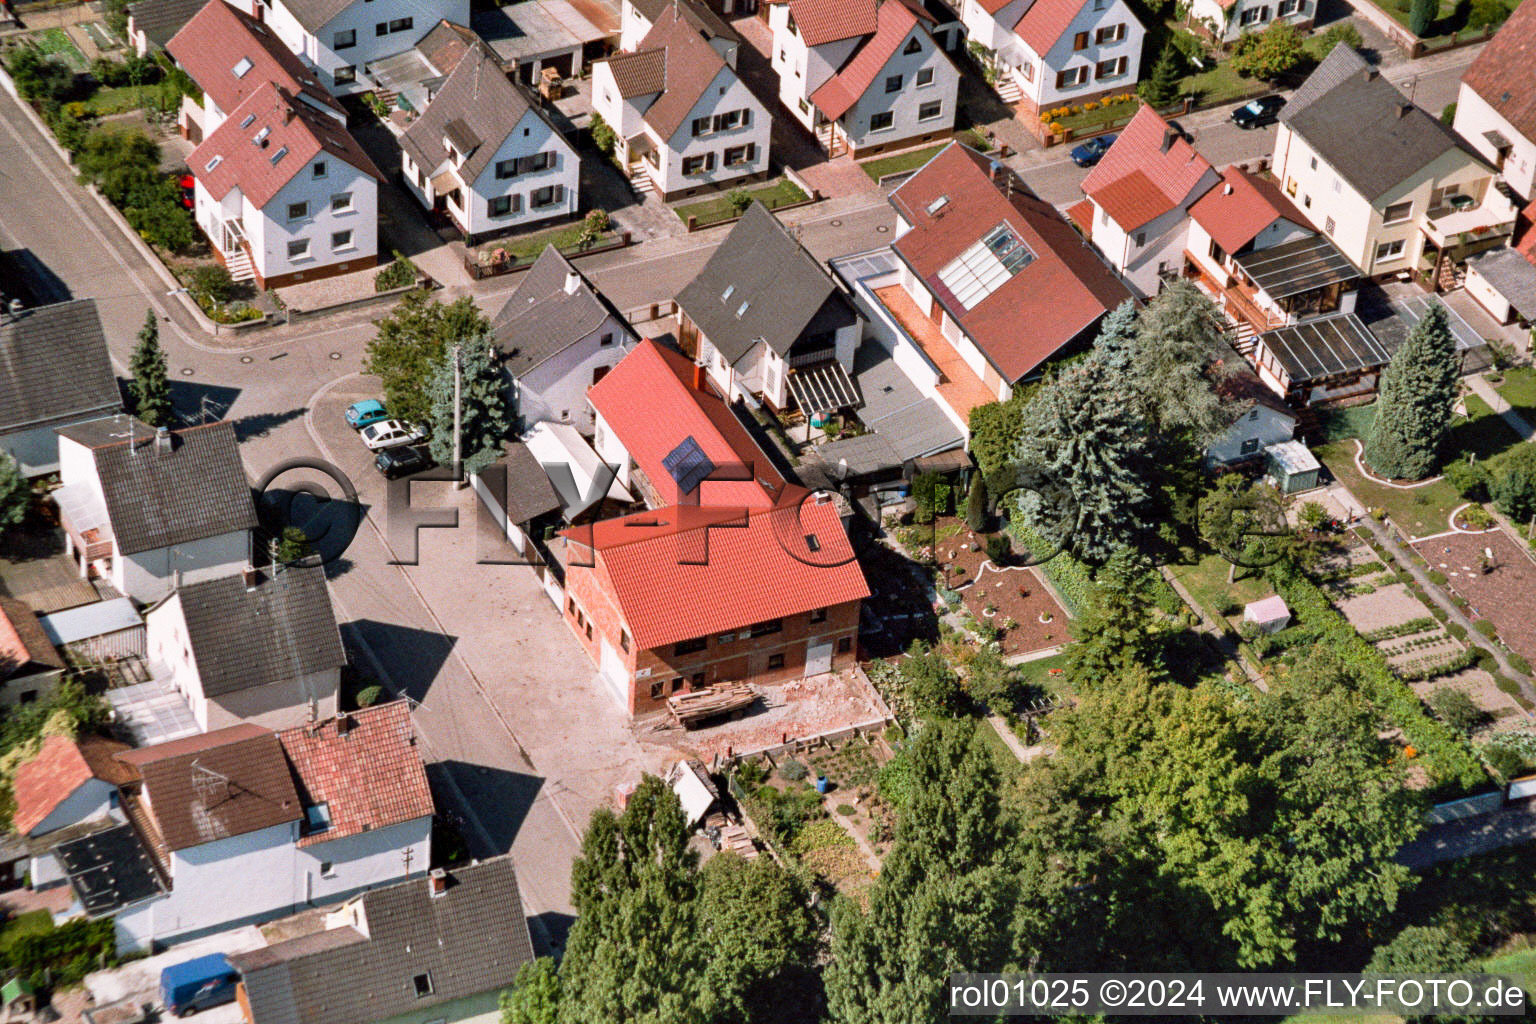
[598,639,628,707]
[806,641,833,676]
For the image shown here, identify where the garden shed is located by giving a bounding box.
[1264,440,1321,494]
[1243,595,1292,634]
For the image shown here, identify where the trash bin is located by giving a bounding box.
[815,775,829,794]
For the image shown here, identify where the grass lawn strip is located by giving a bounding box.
[674,178,808,225]
[860,145,946,182]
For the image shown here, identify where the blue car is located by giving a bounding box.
[345,399,388,429]
[1069,134,1117,167]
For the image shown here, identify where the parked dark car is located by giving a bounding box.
[1231,95,1286,129]
[1069,134,1117,167]
[374,444,433,478]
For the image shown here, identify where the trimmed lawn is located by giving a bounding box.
[1179,60,1265,107]
[1317,439,1466,539]
[1495,366,1536,421]
[1013,651,1072,697]
[860,145,946,182]
[476,222,620,265]
[1171,550,1275,625]
[83,85,158,116]
[0,909,53,955]
[1317,401,1378,443]
[1363,0,1509,37]
[675,178,808,225]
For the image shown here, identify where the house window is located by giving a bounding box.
[1430,183,1463,208]
[620,630,630,652]
[1383,200,1412,224]
[331,192,352,213]
[270,146,288,165]
[810,608,828,624]
[918,100,943,121]
[1279,0,1297,12]
[1309,155,1317,170]
[313,161,327,179]
[1095,24,1125,43]
[724,143,756,166]
[592,364,609,385]
[671,676,684,693]
[320,861,335,877]
[1055,66,1090,88]
[1240,5,1268,23]
[692,116,712,137]
[585,622,593,640]
[682,153,715,175]
[531,184,564,208]
[233,56,253,77]
[1094,0,1106,7]
[885,73,903,93]
[750,619,783,637]
[838,636,853,653]
[718,631,736,643]
[1302,194,1311,208]
[287,201,309,220]
[489,195,513,217]
[600,332,615,346]
[675,637,708,656]
[376,21,389,34]
[568,596,576,614]
[334,65,356,84]
[332,229,354,251]
[650,680,664,699]
[1073,30,1089,49]
[1135,231,1146,246]
[1096,56,1127,79]
[495,158,518,179]
[287,239,310,261]
[333,28,355,48]
[1240,438,1261,455]
[869,111,895,132]
[904,36,922,54]
[713,109,746,132]
[767,653,786,670]
[917,67,934,87]
[305,802,332,833]
[1324,215,1335,235]
[1375,239,1406,261]
[389,16,412,31]
[413,974,434,999]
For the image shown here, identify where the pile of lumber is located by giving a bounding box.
[667,682,755,726]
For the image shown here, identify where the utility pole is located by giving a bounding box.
[451,343,464,489]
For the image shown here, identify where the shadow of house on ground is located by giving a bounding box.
[340,618,457,704]
[427,759,547,857]
[164,381,241,429]
[0,248,73,307]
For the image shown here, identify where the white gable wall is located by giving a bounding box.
[839,25,960,149]
[246,155,376,282]
[1010,0,1143,108]
[515,315,635,432]
[1454,81,1536,202]
[768,3,859,131]
[651,66,770,195]
[462,111,580,235]
[264,0,470,95]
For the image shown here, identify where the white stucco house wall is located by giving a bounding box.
[620,0,741,64]
[1453,1,1536,203]
[254,0,469,95]
[1184,0,1315,44]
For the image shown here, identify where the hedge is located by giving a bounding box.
[7,918,115,986]
[1268,564,1488,797]
[1360,617,1437,643]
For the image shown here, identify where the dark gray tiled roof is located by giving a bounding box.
[401,44,549,187]
[1281,46,1483,201]
[174,569,345,698]
[1467,246,1536,321]
[0,299,120,435]
[675,202,857,365]
[126,0,206,50]
[491,247,622,375]
[231,857,534,1024]
[58,418,257,556]
[632,0,741,44]
[502,442,562,524]
[851,343,964,461]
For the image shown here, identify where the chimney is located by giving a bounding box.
[283,106,295,125]
[1363,67,1379,81]
[563,271,581,295]
[242,564,260,589]
[336,712,353,736]
[1223,183,1234,196]
[692,362,707,392]
[1161,127,1177,153]
[1397,102,1412,119]
[429,867,449,897]
[155,425,172,454]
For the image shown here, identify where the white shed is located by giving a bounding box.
[1243,595,1292,634]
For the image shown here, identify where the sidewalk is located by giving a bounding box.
[1466,372,1536,442]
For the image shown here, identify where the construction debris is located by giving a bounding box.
[667,683,755,727]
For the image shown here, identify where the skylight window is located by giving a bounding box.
[926,195,949,215]
[270,146,289,165]
[233,56,254,78]
[720,284,735,303]
[205,155,222,172]
[735,300,750,318]
[304,802,332,833]
[936,223,1035,310]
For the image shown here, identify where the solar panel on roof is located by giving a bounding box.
[662,437,715,497]
[936,223,1035,310]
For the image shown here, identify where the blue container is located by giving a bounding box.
[815,775,829,794]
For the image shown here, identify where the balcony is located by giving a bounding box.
[871,285,997,424]
[1422,188,1519,249]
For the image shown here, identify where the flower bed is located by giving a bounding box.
[1041,93,1139,136]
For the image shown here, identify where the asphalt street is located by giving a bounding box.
[0,36,1486,951]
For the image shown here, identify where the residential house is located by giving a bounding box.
[126,0,207,55]
[473,440,567,606]
[1076,105,1221,296]
[0,597,67,707]
[1453,0,1536,202]
[167,0,346,145]
[573,339,869,714]
[53,418,257,604]
[229,856,534,1024]
[1274,46,1514,286]
[592,5,771,200]
[955,0,1144,123]
[254,0,470,96]
[832,142,1131,434]
[188,78,381,287]
[1205,358,1298,466]
[0,299,120,478]
[491,246,637,433]
[145,567,346,732]
[1183,0,1315,44]
[11,734,134,889]
[675,202,861,415]
[621,0,741,63]
[109,702,434,952]
[769,0,961,158]
[400,43,580,242]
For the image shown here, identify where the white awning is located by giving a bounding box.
[787,362,861,417]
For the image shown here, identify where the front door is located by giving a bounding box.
[806,641,833,676]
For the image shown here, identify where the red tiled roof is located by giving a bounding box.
[1188,165,1308,254]
[167,0,341,121]
[0,596,64,678]
[977,0,1014,12]
[588,340,787,509]
[276,702,433,847]
[1065,198,1094,233]
[1460,0,1536,143]
[811,0,923,121]
[13,736,95,834]
[566,496,870,650]
[1014,0,1086,53]
[189,80,381,210]
[631,6,730,141]
[889,142,1132,382]
[787,0,877,46]
[1080,105,1215,230]
[1516,198,1536,265]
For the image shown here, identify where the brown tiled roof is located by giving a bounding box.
[0,596,65,679]
[1081,105,1215,230]
[632,5,730,139]
[811,0,925,121]
[1189,165,1308,254]
[414,20,480,76]
[190,80,382,211]
[1460,0,1536,143]
[889,142,1132,382]
[787,0,877,46]
[119,724,302,851]
[168,0,342,121]
[602,47,666,98]
[14,736,97,834]
[401,44,548,186]
[276,702,433,847]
